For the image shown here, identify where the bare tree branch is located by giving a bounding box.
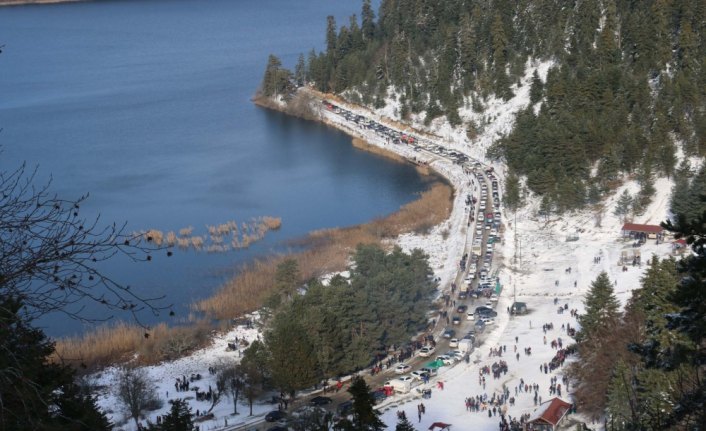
[0,163,171,325]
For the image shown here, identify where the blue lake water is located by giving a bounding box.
[0,0,432,336]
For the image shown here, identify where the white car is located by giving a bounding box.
[411,370,428,380]
[449,338,459,348]
[436,355,453,366]
[467,312,475,320]
[395,364,412,374]
[447,350,463,359]
[418,346,435,357]
[490,293,499,302]
[398,375,413,383]
[480,317,495,325]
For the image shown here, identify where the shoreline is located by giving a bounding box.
[253,93,436,175]
[56,97,456,369]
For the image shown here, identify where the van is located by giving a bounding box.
[458,338,474,354]
[384,378,413,394]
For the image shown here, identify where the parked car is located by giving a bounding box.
[310,396,332,406]
[480,317,495,325]
[443,328,456,339]
[420,367,438,377]
[467,311,475,320]
[456,304,468,313]
[411,370,429,381]
[474,320,486,330]
[449,338,459,348]
[369,390,387,404]
[446,350,463,360]
[452,316,461,325]
[436,354,453,365]
[395,363,412,374]
[418,346,435,357]
[478,309,498,318]
[265,410,287,422]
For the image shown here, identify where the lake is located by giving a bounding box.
[0,0,431,336]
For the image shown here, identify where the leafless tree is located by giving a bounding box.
[216,362,245,415]
[115,366,161,428]
[0,163,171,324]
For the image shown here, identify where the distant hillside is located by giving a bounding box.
[267,0,706,213]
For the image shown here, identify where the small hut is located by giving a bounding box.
[621,223,664,241]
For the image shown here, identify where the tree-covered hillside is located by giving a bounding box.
[268,0,706,212]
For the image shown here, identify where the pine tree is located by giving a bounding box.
[275,258,300,300]
[361,0,375,41]
[395,413,416,431]
[605,360,636,430]
[504,170,521,212]
[294,53,307,87]
[348,377,386,431]
[266,312,320,393]
[578,272,621,341]
[151,399,194,431]
[614,189,633,222]
[529,70,543,104]
[0,297,112,431]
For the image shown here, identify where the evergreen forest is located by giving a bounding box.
[264,0,706,213]
[259,244,437,393]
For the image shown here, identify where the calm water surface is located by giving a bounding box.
[0,0,431,336]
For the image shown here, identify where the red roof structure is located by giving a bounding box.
[621,223,663,234]
[428,423,451,431]
[526,398,572,430]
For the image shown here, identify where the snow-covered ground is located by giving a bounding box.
[375,177,674,431]
[93,59,680,431]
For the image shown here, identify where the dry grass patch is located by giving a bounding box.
[54,320,213,371]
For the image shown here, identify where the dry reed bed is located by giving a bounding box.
[54,320,213,370]
[138,216,281,253]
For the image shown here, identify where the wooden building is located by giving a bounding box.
[524,397,572,431]
[621,223,664,240]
